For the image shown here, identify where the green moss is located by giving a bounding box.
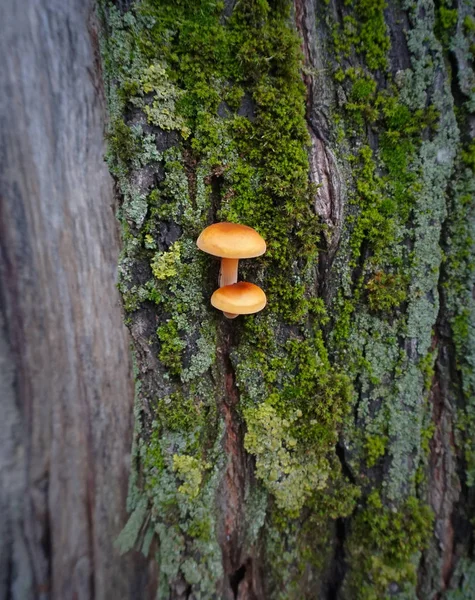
[364,434,389,467]
[157,320,186,376]
[344,492,433,599]
[439,6,458,30]
[461,141,475,171]
[332,0,389,71]
[107,118,139,166]
[421,421,436,456]
[365,271,408,312]
[156,393,203,435]
[436,4,458,49]
[463,14,475,33]
[419,349,437,393]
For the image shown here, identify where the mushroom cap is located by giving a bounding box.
[197,222,266,259]
[211,282,267,315]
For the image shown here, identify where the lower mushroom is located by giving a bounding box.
[211,282,267,319]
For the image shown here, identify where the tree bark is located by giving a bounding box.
[0,0,153,598]
[98,0,475,597]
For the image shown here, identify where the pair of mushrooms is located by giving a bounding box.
[197,222,267,319]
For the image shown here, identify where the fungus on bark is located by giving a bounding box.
[196,222,266,287]
[211,282,267,319]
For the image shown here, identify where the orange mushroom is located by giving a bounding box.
[211,282,267,319]
[196,222,266,288]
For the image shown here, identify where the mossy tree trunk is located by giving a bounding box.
[3,0,468,598]
[100,0,475,598]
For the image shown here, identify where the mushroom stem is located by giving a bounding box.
[219,258,239,319]
[219,258,239,287]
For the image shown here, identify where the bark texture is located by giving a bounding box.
[0,0,153,598]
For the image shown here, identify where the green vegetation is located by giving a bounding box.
[332,0,389,71]
[325,0,460,595]
[364,433,389,467]
[344,491,433,599]
[438,0,475,498]
[435,1,458,49]
[173,454,210,499]
[100,0,356,594]
[150,241,181,280]
[443,140,475,487]
[242,334,353,516]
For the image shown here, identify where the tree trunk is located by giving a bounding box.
[98,0,475,597]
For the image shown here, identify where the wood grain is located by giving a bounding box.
[0,1,152,598]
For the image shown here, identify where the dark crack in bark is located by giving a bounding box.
[216,325,261,600]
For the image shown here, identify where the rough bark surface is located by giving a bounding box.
[0,0,153,598]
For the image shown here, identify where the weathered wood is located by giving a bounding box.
[0,0,153,597]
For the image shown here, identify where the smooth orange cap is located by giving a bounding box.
[197,222,266,259]
[211,282,267,315]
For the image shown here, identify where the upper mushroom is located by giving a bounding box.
[197,222,266,287]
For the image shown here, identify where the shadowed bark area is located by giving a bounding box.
[0,0,154,598]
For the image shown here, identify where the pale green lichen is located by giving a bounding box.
[115,496,149,555]
[136,63,191,137]
[445,558,475,599]
[173,454,210,499]
[244,404,329,516]
[151,241,182,280]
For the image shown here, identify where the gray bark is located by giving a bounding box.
[0,0,152,598]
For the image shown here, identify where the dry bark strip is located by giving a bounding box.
[0,0,153,598]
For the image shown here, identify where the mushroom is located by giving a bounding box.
[196,222,266,288]
[211,282,267,319]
